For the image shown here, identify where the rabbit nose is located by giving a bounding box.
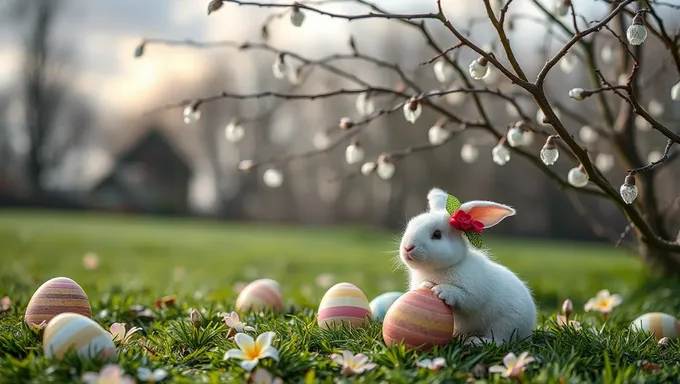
[404,245,415,252]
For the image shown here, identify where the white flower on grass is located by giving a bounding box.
[416,357,446,371]
[627,14,647,46]
[272,54,288,79]
[137,367,168,382]
[488,352,535,379]
[82,364,135,384]
[345,141,365,165]
[492,143,511,166]
[672,81,680,101]
[263,169,283,188]
[569,87,585,101]
[225,119,245,143]
[290,6,305,27]
[648,99,664,117]
[250,368,283,384]
[433,58,454,83]
[567,166,588,188]
[220,311,256,333]
[403,98,422,124]
[224,332,279,372]
[461,143,478,164]
[578,125,598,144]
[330,350,378,376]
[584,289,622,315]
[183,105,201,124]
[82,252,99,270]
[109,323,142,346]
[468,56,490,80]
[355,92,375,117]
[595,153,614,172]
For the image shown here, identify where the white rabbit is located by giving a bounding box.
[397,187,537,346]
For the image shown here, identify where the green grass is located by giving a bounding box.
[1,209,679,383]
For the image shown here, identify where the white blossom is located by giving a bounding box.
[263,169,283,188]
[433,59,454,83]
[578,125,598,144]
[428,124,450,145]
[647,150,662,163]
[345,141,365,165]
[360,162,376,176]
[461,143,479,164]
[618,73,628,85]
[468,57,490,80]
[540,137,559,166]
[492,143,511,166]
[559,53,576,73]
[506,127,525,148]
[290,7,305,27]
[648,99,664,117]
[403,99,422,124]
[595,153,614,172]
[482,65,500,85]
[355,92,375,117]
[567,167,588,188]
[620,174,638,204]
[445,88,465,106]
[272,55,288,79]
[554,0,570,17]
[376,156,395,180]
[671,81,680,101]
[225,119,245,143]
[600,44,614,63]
[627,15,647,46]
[313,131,331,150]
[183,105,201,124]
[569,88,585,101]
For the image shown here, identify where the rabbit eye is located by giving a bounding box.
[431,230,442,240]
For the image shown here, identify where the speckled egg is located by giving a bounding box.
[43,313,116,361]
[317,282,371,329]
[382,288,454,350]
[630,312,680,341]
[369,291,404,321]
[235,278,283,313]
[25,277,91,327]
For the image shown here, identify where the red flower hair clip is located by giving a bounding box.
[449,210,484,234]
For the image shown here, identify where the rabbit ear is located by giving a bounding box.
[427,188,449,212]
[459,200,516,228]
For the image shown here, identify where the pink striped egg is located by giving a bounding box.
[317,282,371,329]
[382,288,454,350]
[25,277,91,327]
[235,278,283,313]
[630,312,680,341]
[43,313,116,361]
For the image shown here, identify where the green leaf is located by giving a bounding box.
[465,231,484,249]
[445,194,461,215]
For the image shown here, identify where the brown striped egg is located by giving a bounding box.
[630,312,680,341]
[25,277,91,327]
[43,312,116,361]
[382,288,454,350]
[317,282,371,329]
[235,278,283,313]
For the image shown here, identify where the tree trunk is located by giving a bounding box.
[637,235,680,276]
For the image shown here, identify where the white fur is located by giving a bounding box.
[398,188,537,346]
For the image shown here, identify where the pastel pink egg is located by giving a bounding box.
[25,277,91,327]
[235,278,283,312]
[317,282,371,329]
[382,288,454,350]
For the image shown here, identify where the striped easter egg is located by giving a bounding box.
[235,278,283,313]
[317,282,371,329]
[25,277,91,327]
[630,312,680,341]
[382,288,454,350]
[369,291,404,321]
[43,313,116,361]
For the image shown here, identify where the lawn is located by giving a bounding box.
[1,209,679,383]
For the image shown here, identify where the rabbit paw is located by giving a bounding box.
[431,284,459,308]
[419,281,435,289]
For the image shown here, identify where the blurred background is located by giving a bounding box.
[1,0,679,304]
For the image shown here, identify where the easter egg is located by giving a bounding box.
[25,277,91,327]
[369,291,404,321]
[382,288,454,350]
[317,282,371,329]
[235,278,283,312]
[43,313,116,360]
[630,312,680,341]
